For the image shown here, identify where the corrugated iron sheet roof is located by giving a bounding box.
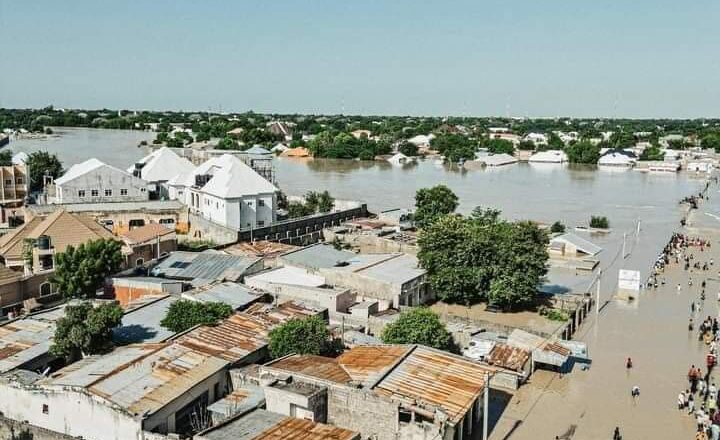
[177,301,323,363]
[373,346,493,424]
[182,282,264,311]
[268,355,352,384]
[151,251,260,282]
[336,345,410,386]
[0,306,66,373]
[486,344,530,372]
[120,223,174,245]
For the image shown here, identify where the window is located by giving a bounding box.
[135,258,144,267]
[104,189,113,197]
[4,179,11,186]
[398,410,412,424]
[42,404,49,415]
[77,190,86,198]
[247,200,254,206]
[16,177,23,184]
[141,187,146,192]
[258,220,265,227]
[258,199,265,207]
[120,188,128,196]
[91,189,99,197]
[159,218,175,225]
[39,282,52,297]
[128,219,145,228]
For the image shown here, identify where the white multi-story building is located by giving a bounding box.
[53,158,148,204]
[128,147,195,199]
[168,154,277,230]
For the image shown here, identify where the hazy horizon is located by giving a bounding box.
[2,0,719,119]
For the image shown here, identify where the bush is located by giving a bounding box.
[550,221,566,233]
[268,316,335,358]
[160,300,233,333]
[590,215,609,229]
[381,308,455,352]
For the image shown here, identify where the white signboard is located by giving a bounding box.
[618,269,641,291]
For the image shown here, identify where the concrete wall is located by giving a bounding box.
[0,272,55,317]
[0,416,76,440]
[0,383,144,440]
[56,166,148,204]
[187,213,239,245]
[263,385,327,423]
[243,278,355,314]
[192,192,275,231]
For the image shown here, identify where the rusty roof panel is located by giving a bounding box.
[268,355,352,384]
[336,345,410,386]
[255,416,358,440]
[373,346,493,424]
[486,344,530,372]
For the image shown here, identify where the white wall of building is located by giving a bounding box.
[56,166,148,204]
[0,383,143,440]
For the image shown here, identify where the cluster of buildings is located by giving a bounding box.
[0,222,510,440]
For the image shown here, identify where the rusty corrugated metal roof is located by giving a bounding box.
[255,416,358,440]
[268,355,352,384]
[486,343,530,372]
[336,345,410,386]
[373,346,493,424]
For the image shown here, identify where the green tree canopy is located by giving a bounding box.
[50,302,123,360]
[430,134,477,162]
[268,316,334,358]
[701,133,720,152]
[484,138,515,155]
[565,140,601,164]
[398,141,419,157]
[414,185,459,229]
[418,207,549,309]
[26,151,63,192]
[380,307,454,351]
[160,300,233,333]
[51,239,123,299]
[639,144,664,161]
[0,150,13,166]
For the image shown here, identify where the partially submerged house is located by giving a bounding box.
[528,150,568,163]
[549,233,602,259]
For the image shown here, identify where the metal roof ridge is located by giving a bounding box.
[366,344,417,390]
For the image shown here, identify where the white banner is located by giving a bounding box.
[618,269,641,291]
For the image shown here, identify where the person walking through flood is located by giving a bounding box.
[626,357,633,369]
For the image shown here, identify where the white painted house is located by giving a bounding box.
[528,150,568,163]
[53,158,149,204]
[128,147,195,199]
[169,154,277,230]
[598,150,637,167]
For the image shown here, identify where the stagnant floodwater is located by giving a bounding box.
[8,127,707,295]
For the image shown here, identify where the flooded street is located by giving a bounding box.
[492,191,720,440]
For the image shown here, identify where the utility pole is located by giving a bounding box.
[483,372,489,440]
[636,219,641,237]
[622,232,627,259]
[596,269,602,317]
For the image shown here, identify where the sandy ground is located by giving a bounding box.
[489,190,719,440]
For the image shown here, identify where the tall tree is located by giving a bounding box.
[50,302,123,360]
[418,207,549,309]
[381,308,454,351]
[51,239,123,299]
[414,185,459,228]
[160,300,233,333]
[268,316,334,359]
[565,140,601,164]
[26,151,63,192]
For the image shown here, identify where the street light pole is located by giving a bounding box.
[483,372,489,440]
[596,269,602,317]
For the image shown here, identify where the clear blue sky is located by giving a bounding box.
[1,0,718,118]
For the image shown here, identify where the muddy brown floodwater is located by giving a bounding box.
[491,186,720,440]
